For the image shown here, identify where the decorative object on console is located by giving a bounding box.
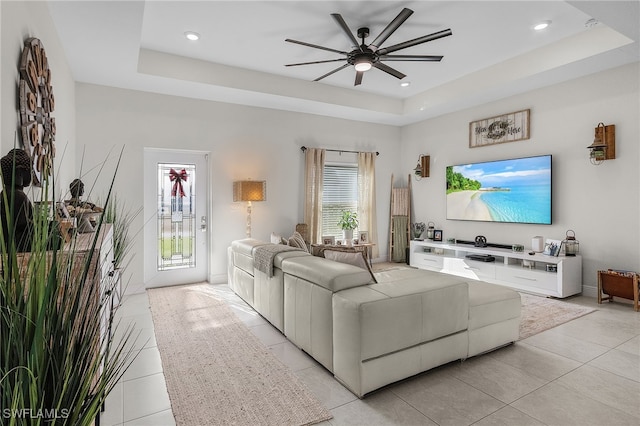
[542,239,562,257]
[410,222,425,240]
[433,230,443,242]
[358,231,368,243]
[532,236,544,252]
[469,109,530,148]
[65,178,104,234]
[587,122,615,165]
[413,155,430,180]
[233,180,266,238]
[512,244,524,252]
[426,221,435,240]
[474,235,487,247]
[562,229,579,256]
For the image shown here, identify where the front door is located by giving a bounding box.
[143,148,209,288]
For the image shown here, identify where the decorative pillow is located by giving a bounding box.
[270,232,284,244]
[323,250,377,284]
[288,231,309,253]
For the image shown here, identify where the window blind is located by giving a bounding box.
[322,164,358,239]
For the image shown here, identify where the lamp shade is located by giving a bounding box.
[233,180,266,202]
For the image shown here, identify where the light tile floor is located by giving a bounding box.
[101,285,640,426]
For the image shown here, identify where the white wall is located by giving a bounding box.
[76,84,401,293]
[402,63,640,295]
[0,1,76,197]
[3,2,638,298]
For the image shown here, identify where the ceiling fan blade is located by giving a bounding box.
[285,38,347,55]
[379,54,443,62]
[369,7,413,51]
[285,58,346,67]
[373,62,406,80]
[354,71,364,86]
[377,29,452,55]
[314,63,351,82]
[331,13,362,51]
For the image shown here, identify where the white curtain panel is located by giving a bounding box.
[304,148,325,244]
[358,152,378,259]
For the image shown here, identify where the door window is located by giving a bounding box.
[157,163,196,270]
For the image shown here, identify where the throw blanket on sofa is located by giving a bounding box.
[254,244,302,278]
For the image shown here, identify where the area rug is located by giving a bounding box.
[147,284,332,426]
[519,293,596,339]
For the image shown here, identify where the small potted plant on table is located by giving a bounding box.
[338,210,358,246]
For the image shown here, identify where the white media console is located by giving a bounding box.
[409,240,582,298]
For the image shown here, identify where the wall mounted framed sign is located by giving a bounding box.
[469,109,530,148]
[18,37,56,186]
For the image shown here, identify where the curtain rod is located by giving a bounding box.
[300,146,379,156]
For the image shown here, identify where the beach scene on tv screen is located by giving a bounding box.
[446,156,551,224]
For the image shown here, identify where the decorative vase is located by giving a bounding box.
[343,229,353,246]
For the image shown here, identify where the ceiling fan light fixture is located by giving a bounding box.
[354,58,372,72]
[184,31,200,41]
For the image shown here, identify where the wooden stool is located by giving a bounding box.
[597,269,639,311]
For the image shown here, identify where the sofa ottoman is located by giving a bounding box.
[467,280,521,357]
[281,255,373,370]
[332,271,470,397]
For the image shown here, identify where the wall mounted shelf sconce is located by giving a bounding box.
[587,122,615,165]
[233,180,266,238]
[413,155,430,180]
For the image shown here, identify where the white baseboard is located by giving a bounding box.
[581,285,598,298]
[209,273,228,284]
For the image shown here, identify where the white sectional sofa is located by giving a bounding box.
[228,238,521,398]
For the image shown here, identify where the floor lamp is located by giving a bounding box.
[233,180,266,238]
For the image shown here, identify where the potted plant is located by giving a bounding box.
[103,195,141,307]
[0,149,137,425]
[337,210,358,246]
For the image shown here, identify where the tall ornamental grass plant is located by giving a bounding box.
[0,149,137,425]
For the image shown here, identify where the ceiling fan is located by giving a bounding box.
[285,8,452,86]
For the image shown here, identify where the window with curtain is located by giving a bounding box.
[322,164,358,239]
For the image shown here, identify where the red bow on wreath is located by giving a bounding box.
[169,168,188,198]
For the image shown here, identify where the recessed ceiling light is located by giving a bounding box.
[585,18,599,28]
[184,31,200,41]
[400,81,411,87]
[534,21,551,31]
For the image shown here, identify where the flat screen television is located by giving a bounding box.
[446,155,552,224]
